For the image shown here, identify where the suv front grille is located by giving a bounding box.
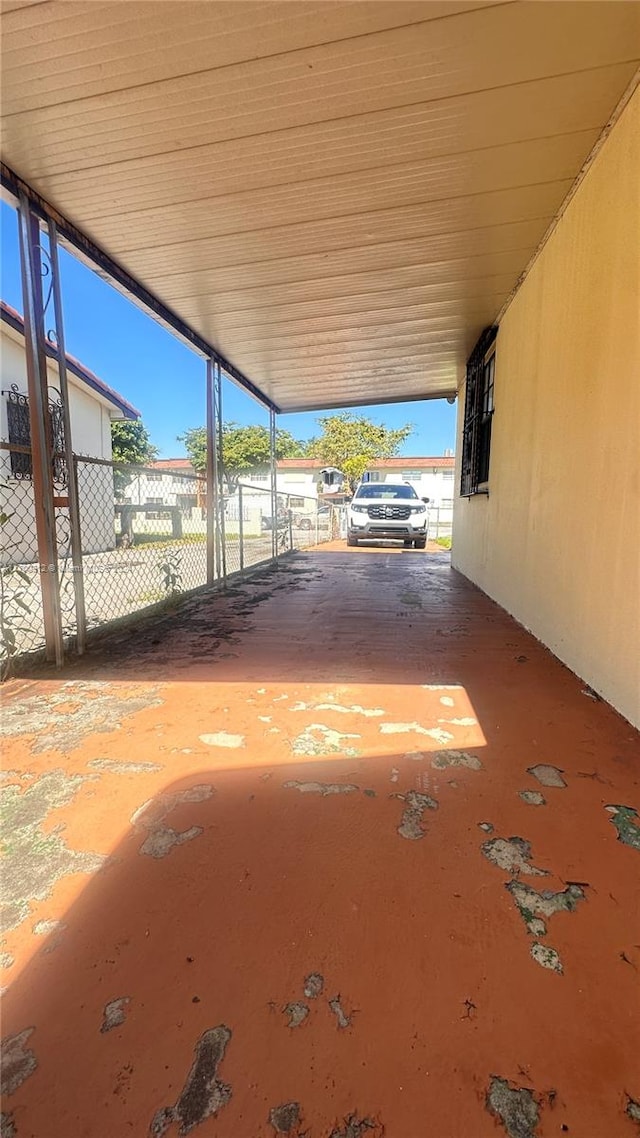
[367,504,412,520]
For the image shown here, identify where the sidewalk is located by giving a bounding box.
[1,548,638,1137]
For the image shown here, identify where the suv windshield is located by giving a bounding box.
[354,483,419,500]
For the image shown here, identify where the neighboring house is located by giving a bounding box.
[140,455,455,526]
[361,456,455,504]
[124,458,203,519]
[1,301,140,563]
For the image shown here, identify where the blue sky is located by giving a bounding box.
[1,201,456,457]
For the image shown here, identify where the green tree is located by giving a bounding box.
[306,412,413,489]
[111,420,158,500]
[179,422,305,491]
[111,420,158,465]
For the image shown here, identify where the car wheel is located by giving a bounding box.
[347,534,358,547]
[414,538,427,549]
[298,517,312,530]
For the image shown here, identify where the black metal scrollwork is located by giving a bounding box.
[3,383,67,489]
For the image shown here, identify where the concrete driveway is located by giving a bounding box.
[1,548,639,1137]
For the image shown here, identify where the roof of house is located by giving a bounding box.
[276,456,455,470]
[152,455,455,472]
[367,456,455,469]
[150,458,195,470]
[1,301,141,421]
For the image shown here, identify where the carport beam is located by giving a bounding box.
[269,409,278,561]
[215,361,227,587]
[16,195,64,666]
[48,219,87,655]
[205,357,216,586]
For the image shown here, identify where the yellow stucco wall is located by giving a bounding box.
[452,85,639,727]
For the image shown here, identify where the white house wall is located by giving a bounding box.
[452,88,639,727]
[1,324,121,563]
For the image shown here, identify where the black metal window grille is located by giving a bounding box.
[5,386,32,478]
[460,326,498,496]
[4,385,66,485]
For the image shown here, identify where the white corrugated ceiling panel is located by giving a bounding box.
[1,0,639,410]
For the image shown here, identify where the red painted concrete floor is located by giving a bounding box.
[1,547,639,1138]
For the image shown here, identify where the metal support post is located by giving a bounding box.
[238,485,244,572]
[205,357,216,585]
[269,408,278,562]
[287,495,293,552]
[215,362,227,586]
[48,219,87,654]
[17,194,64,666]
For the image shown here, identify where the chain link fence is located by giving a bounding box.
[1,454,338,668]
[426,505,453,543]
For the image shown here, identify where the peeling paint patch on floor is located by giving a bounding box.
[88,758,163,774]
[199,732,245,749]
[283,1002,309,1028]
[269,1102,301,1133]
[0,1111,16,1138]
[1,770,105,933]
[100,997,131,1033]
[605,805,640,852]
[328,995,353,1029]
[487,1076,540,1138]
[530,943,563,973]
[431,750,482,770]
[438,717,478,727]
[131,784,213,859]
[527,764,567,788]
[289,701,385,718]
[328,1114,379,1137]
[303,972,324,999]
[626,1097,640,1125]
[291,724,361,757]
[150,1025,232,1136]
[32,919,65,937]
[284,781,359,796]
[0,683,162,753]
[393,790,438,840]
[519,790,546,806]
[380,722,454,744]
[0,1028,37,1097]
[481,837,547,877]
[506,881,586,936]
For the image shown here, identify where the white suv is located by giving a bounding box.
[347,483,428,548]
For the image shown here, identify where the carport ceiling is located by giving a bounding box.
[1,1,639,412]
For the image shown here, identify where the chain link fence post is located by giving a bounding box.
[238,484,245,572]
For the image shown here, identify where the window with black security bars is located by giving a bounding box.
[4,386,66,485]
[460,326,498,497]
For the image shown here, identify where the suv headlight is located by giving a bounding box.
[410,504,427,513]
[350,504,368,513]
